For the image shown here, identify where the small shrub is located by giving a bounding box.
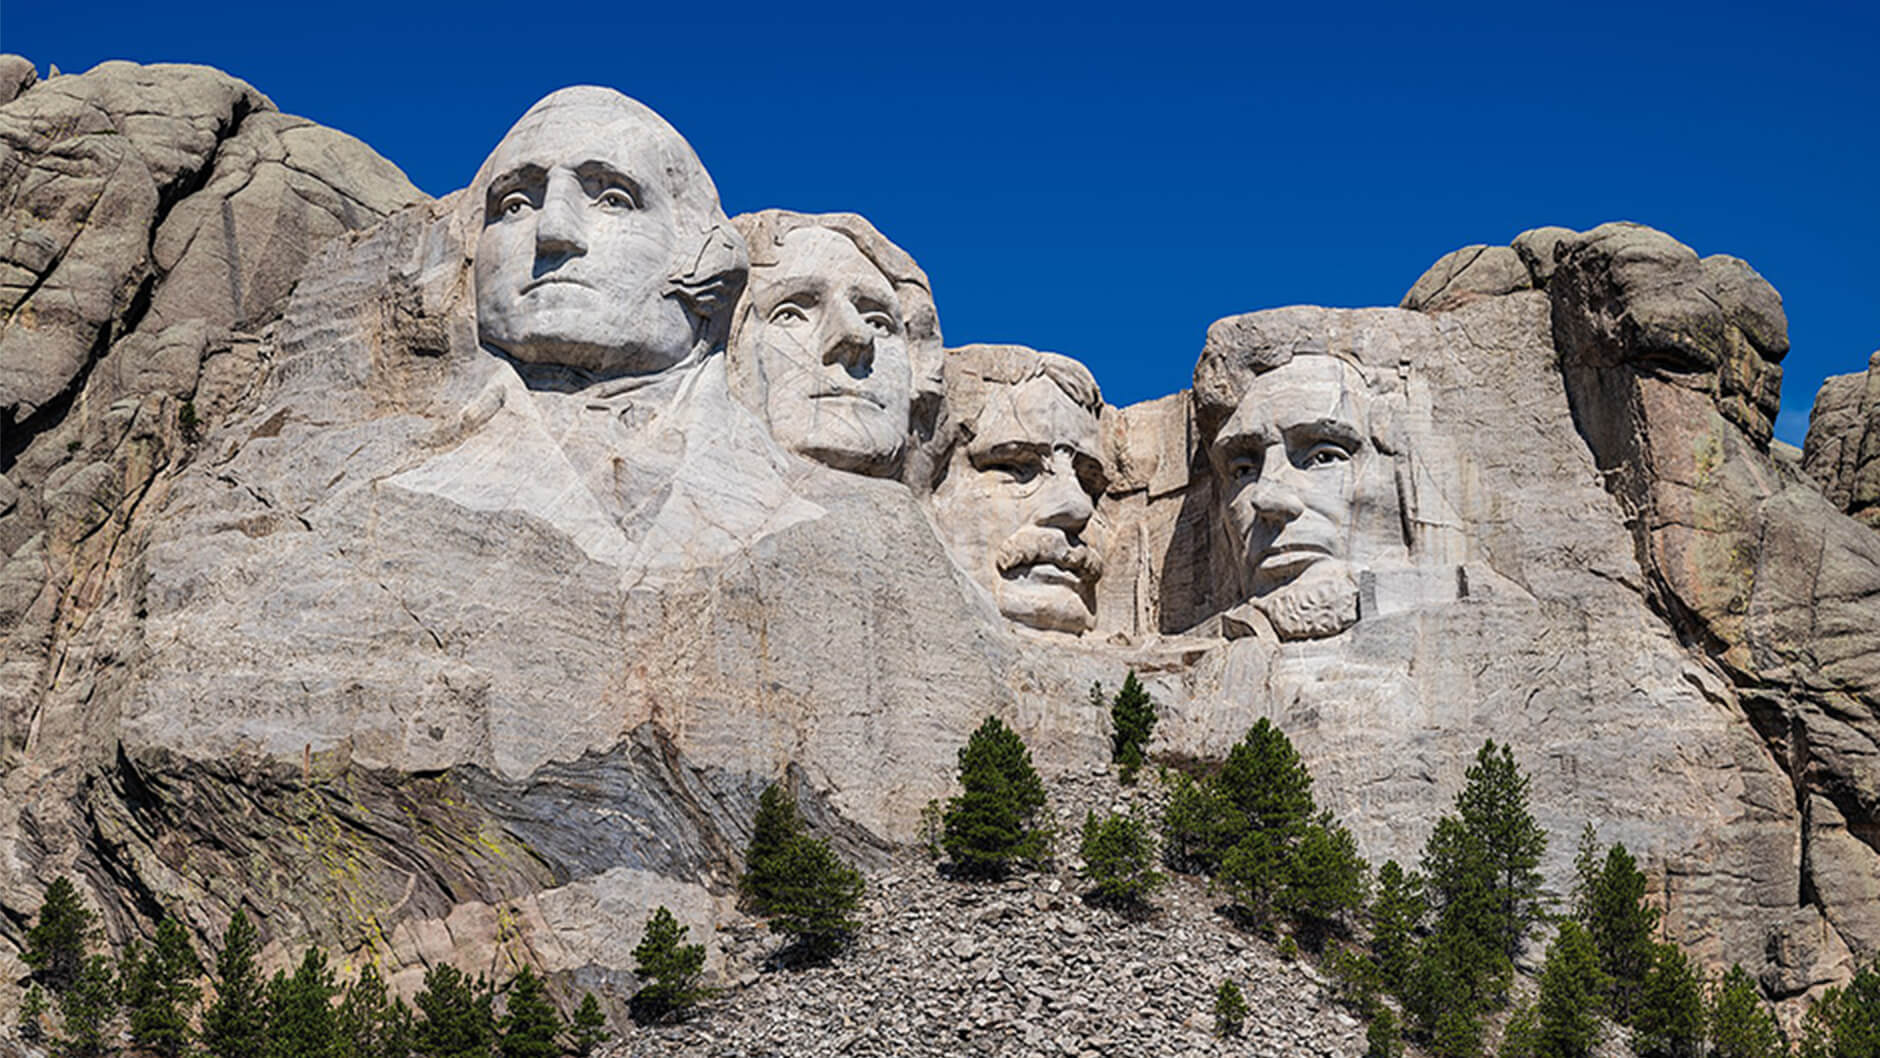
[1078,810,1163,909]
[1277,935,1299,962]
[1213,979,1248,1039]
[567,993,610,1057]
[630,906,709,1024]
[1707,965,1784,1058]
[1632,942,1705,1058]
[177,400,201,442]
[1366,1007,1404,1058]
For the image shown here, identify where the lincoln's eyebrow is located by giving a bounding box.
[1212,418,1277,459]
[1282,416,1364,449]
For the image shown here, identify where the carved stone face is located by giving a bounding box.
[735,227,912,475]
[1213,355,1382,637]
[474,96,694,377]
[934,375,1106,634]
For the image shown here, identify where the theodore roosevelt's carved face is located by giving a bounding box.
[733,227,912,475]
[933,361,1107,634]
[473,90,721,378]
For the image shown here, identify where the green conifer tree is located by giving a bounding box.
[1367,1007,1405,1058]
[412,963,495,1058]
[123,915,201,1058]
[24,875,95,994]
[1578,839,1659,1022]
[1707,965,1784,1058]
[630,906,708,1023]
[942,716,1050,878]
[1498,1002,1538,1058]
[1453,741,1546,963]
[1532,921,1606,1058]
[1370,860,1426,989]
[1215,719,1316,919]
[1107,672,1157,781]
[1159,771,1238,875]
[1796,955,1880,1058]
[1631,942,1706,1058]
[1278,812,1369,941]
[1212,979,1248,1038]
[51,952,118,1058]
[497,966,563,1058]
[201,910,268,1058]
[265,946,339,1058]
[566,993,609,1057]
[1078,810,1164,908]
[336,963,412,1058]
[739,783,806,910]
[20,983,49,1043]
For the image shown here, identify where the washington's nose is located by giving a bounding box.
[1036,455,1094,534]
[823,301,875,372]
[535,173,588,258]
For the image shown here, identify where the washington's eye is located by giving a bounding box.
[1301,442,1352,468]
[596,186,638,210]
[498,192,530,217]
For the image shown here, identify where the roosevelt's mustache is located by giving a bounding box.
[995,527,1104,583]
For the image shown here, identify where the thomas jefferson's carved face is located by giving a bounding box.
[735,228,912,475]
[933,376,1106,634]
[474,100,694,377]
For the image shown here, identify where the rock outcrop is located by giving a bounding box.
[2,59,1878,1034]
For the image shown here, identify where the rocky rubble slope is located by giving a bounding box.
[615,773,1372,1058]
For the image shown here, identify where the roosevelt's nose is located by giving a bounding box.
[823,300,875,373]
[1035,454,1094,534]
[535,170,588,258]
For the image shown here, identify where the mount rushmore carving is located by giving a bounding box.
[2,65,1877,1014]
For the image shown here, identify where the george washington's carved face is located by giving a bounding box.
[473,90,726,378]
[734,227,912,475]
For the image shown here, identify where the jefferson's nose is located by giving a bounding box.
[1035,454,1094,534]
[535,171,587,258]
[823,300,875,371]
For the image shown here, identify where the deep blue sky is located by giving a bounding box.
[5,2,1875,444]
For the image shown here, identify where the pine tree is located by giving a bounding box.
[20,983,49,1043]
[1212,979,1248,1038]
[566,993,609,1057]
[1532,921,1606,1058]
[1215,719,1316,919]
[942,716,1050,878]
[1366,1007,1404,1058]
[123,915,201,1058]
[1796,955,1880,1058]
[739,783,805,910]
[52,952,118,1058]
[412,963,495,1058]
[1078,810,1164,908]
[1577,839,1658,1022]
[201,910,268,1058]
[24,875,95,994]
[1107,672,1157,781]
[265,946,339,1058]
[760,833,866,960]
[1159,771,1238,875]
[336,963,413,1058]
[1370,860,1426,988]
[497,966,563,1058]
[1453,741,1546,963]
[1278,812,1369,941]
[1707,965,1784,1058]
[630,906,708,1024]
[1631,942,1705,1058]
[1498,1002,1538,1058]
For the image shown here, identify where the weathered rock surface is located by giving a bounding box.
[1803,350,1880,528]
[0,60,1877,1039]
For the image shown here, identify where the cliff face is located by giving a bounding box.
[1,58,1876,1017]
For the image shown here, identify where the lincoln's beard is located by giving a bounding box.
[1254,559,1359,641]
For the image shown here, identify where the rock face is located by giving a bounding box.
[2,60,1878,1028]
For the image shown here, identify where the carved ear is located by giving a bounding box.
[669,219,750,323]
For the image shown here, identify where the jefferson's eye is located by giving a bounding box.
[861,311,897,336]
[1302,442,1352,468]
[596,187,637,210]
[983,455,1041,484]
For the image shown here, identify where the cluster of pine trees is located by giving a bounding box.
[14,879,609,1058]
